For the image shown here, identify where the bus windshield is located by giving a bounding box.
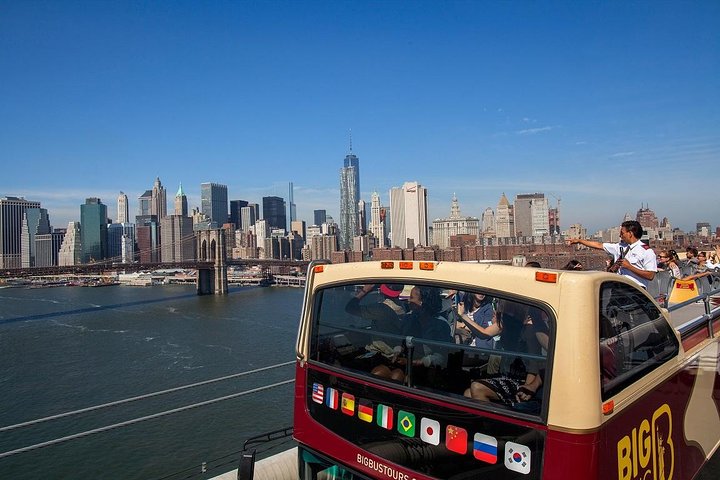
[309,282,552,418]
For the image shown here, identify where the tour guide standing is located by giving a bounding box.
[567,220,657,289]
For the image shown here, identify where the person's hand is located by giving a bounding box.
[515,385,537,402]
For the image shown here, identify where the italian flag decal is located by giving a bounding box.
[376,404,394,430]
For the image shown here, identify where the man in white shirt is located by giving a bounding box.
[567,220,657,289]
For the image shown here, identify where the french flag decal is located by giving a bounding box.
[325,387,339,409]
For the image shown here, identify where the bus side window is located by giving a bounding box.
[599,282,679,400]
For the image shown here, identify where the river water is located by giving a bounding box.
[0,284,303,480]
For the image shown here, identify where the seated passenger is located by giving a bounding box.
[464,300,544,409]
[345,283,405,335]
[456,292,498,349]
[371,286,452,381]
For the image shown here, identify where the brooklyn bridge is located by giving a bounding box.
[0,229,310,295]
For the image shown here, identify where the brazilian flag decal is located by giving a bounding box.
[397,410,415,437]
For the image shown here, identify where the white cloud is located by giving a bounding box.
[609,151,635,158]
[516,126,554,135]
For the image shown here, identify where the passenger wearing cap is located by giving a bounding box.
[345,283,406,335]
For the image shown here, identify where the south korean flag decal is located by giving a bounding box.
[505,441,531,474]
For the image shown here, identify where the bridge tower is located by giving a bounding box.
[195,229,228,295]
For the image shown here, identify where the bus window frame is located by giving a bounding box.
[598,280,680,401]
[306,278,557,425]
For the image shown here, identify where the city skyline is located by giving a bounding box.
[1,2,719,233]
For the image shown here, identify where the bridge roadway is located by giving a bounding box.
[0,259,310,279]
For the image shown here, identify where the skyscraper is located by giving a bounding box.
[514,193,549,237]
[21,207,50,267]
[108,223,136,262]
[339,149,360,250]
[240,205,257,232]
[175,183,189,217]
[288,182,296,224]
[0,196,41,268]
[481,207,496,237]
[160,215,194,262]
[117,192,129,223]
[35,230,65,267]
[151,177,167,219]
[200,182,228,228]
[58,222,82,266]
[369,192,387,248]
[495,193,514,238]
[389,182,428,248]
[314,209,327,226]
[80,197,108,263]
[137,190,152,217]
[262,196,286,231]
[230,200,249,230]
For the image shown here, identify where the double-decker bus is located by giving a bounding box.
[293,260,720,480]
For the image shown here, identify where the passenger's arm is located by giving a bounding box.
[567,238,604,250]
[345,284,376,315]
[462,312,501,337]
[516,373,542,402]
[682,271,711,281]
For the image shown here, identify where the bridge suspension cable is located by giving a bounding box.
[0,378,295,459]
[0,360,294,433]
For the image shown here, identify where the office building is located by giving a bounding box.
[636,204,659,229]
[513,193,549,237]
[117,192,129,223]
[431,195,479,249]
[358,199,367,235]
[481,207,496,237]
[175,183,188,217]
[339,150,360,250]
[262,196,286,231]
[108,223,136,263]
[697,222,711,237]
[230,200,249,230]
[200,182,228,228]
[136,216,159,263]
[0,196,41,268]
[58,222,82,266]
[310,234,339,261]
[291,220,306,240]
[368,191,387,248]
[151,177,167,219]
[80,198,108,263]
[389,182,428,248]
[21,207,51,267]
[495,193,514,238]
[35,230,65,267]
[138,190,152,217]
[240,204,257,232]
[314,209,327,226]
[160,215,195,262]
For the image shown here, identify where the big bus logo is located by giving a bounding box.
[617,403,674,480]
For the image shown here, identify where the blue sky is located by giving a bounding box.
[1,1,718,233]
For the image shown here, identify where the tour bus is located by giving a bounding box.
[293,260,720,480]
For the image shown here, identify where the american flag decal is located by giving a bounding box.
[312,383,324,404]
